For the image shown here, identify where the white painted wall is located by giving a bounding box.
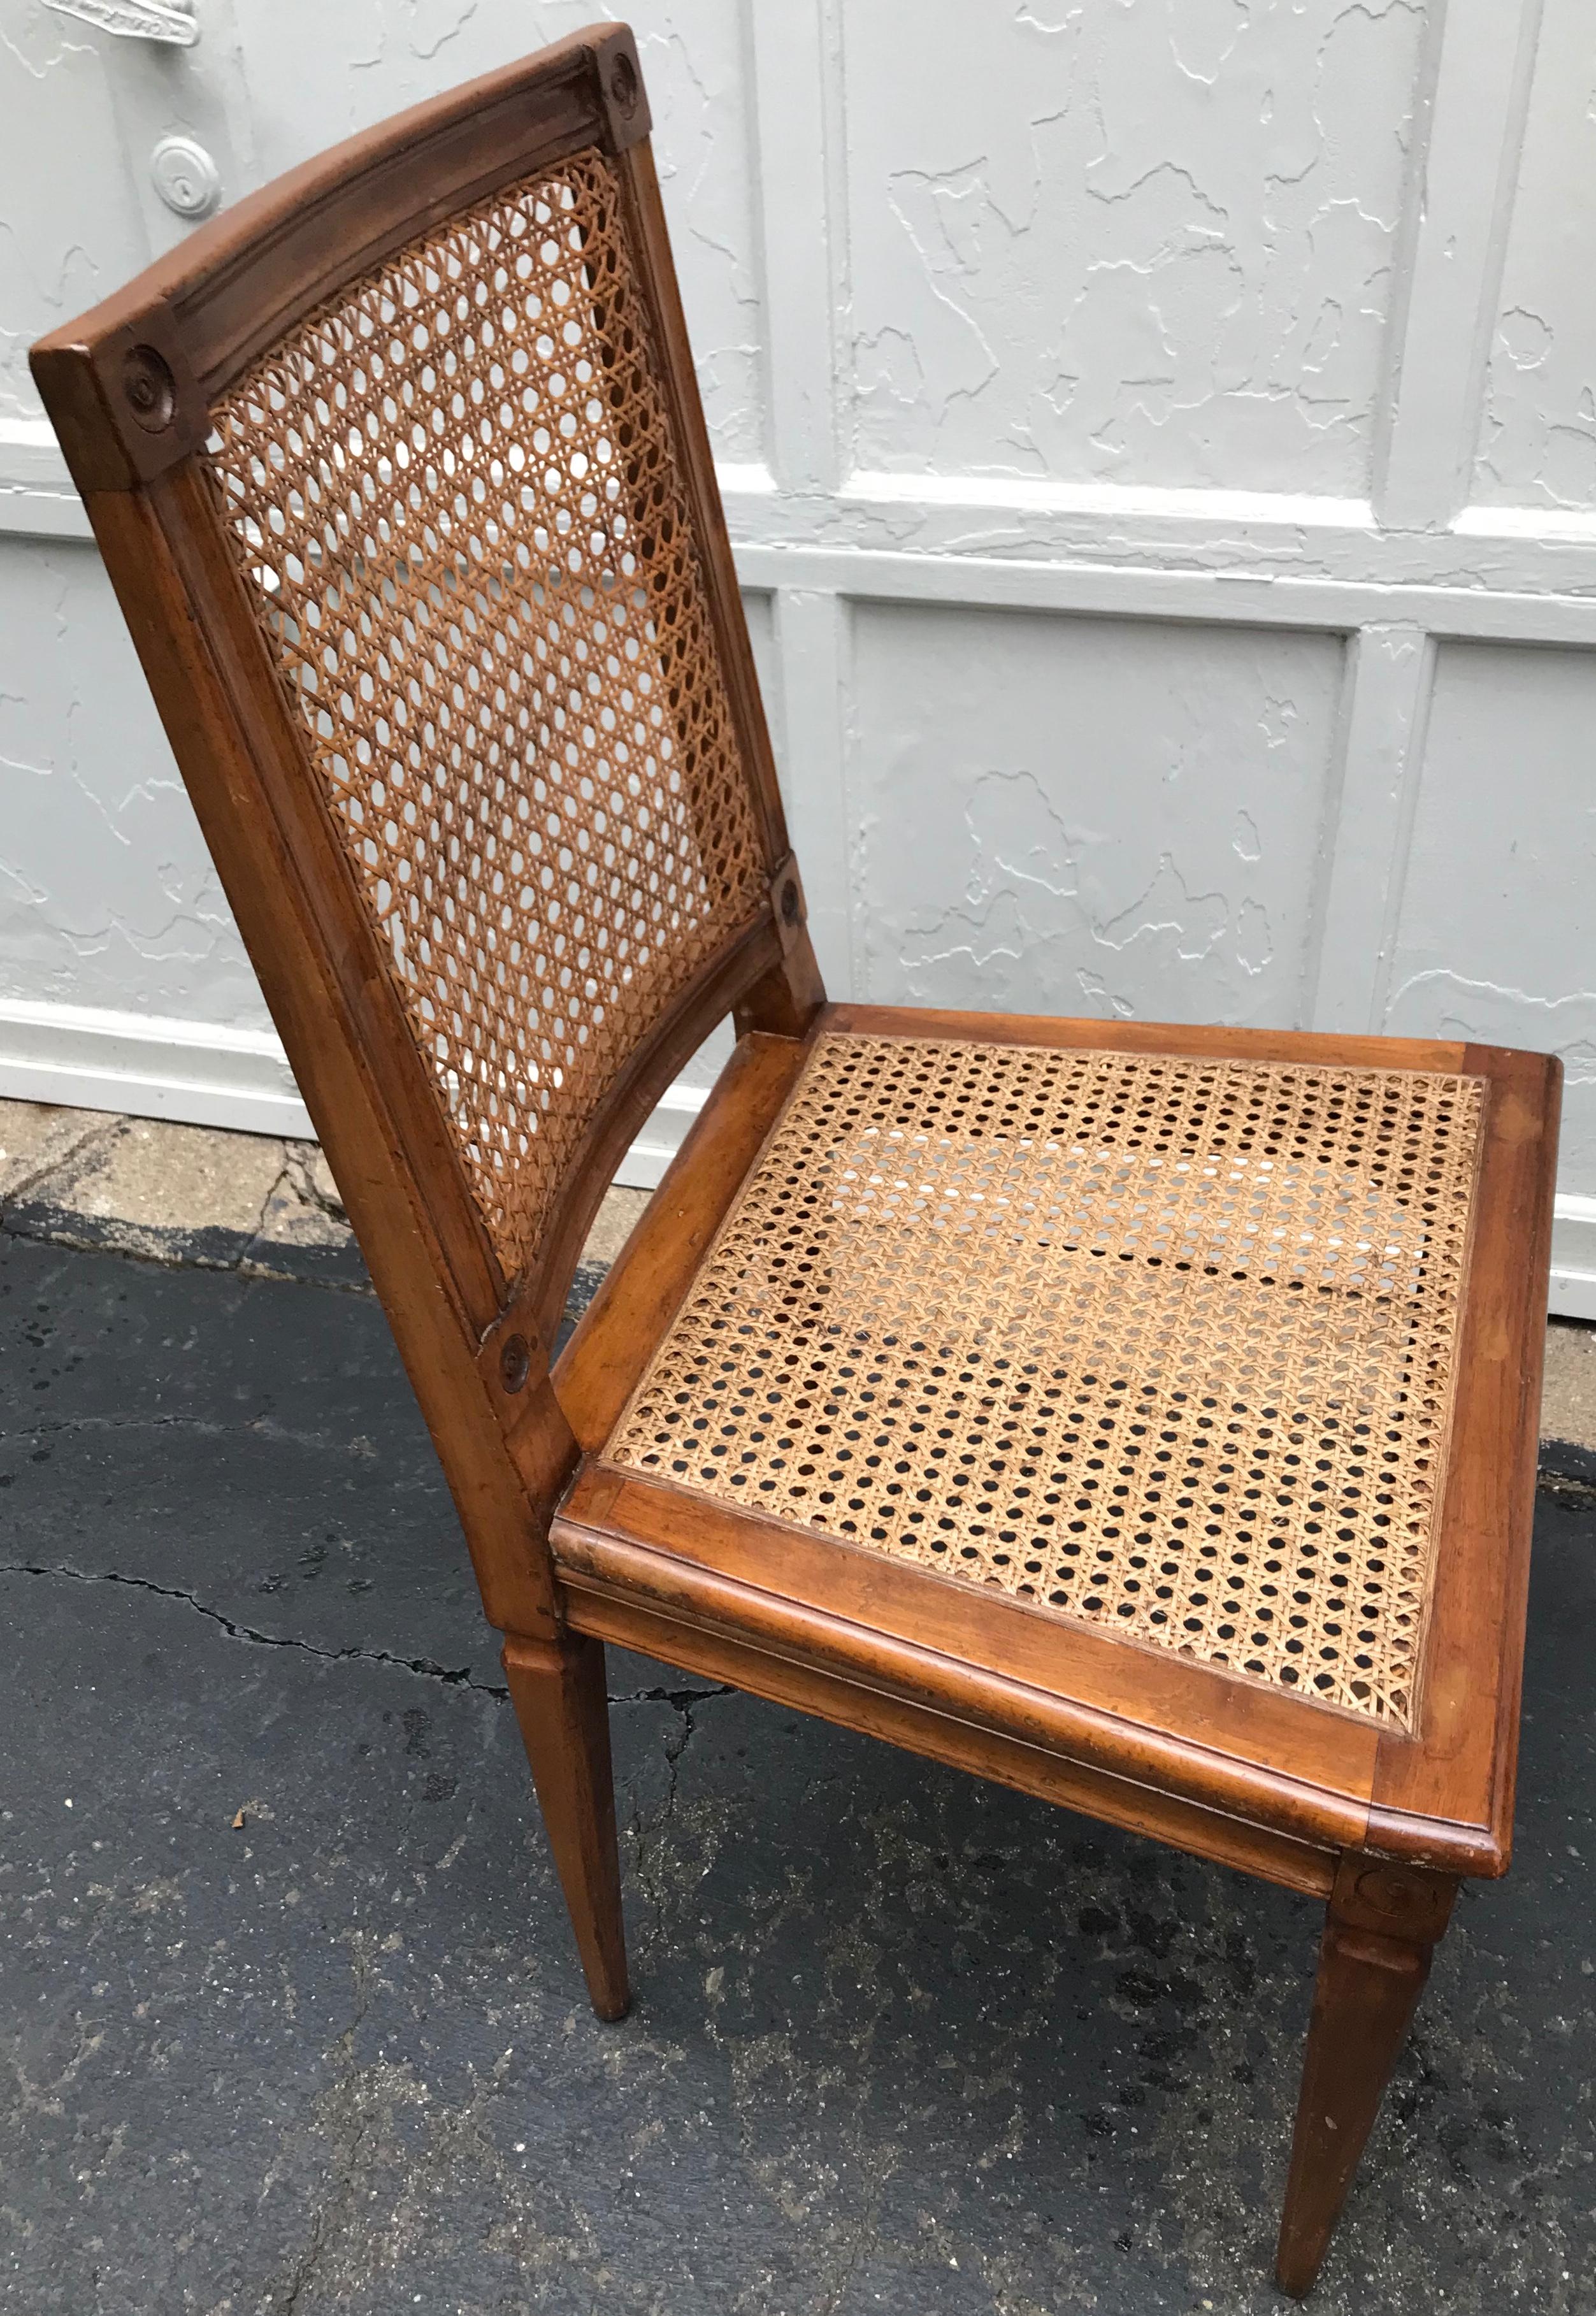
[3,0,1596,1307]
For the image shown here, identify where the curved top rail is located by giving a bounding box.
[31,22,646,492]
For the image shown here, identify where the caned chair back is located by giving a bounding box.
[32,27,804,1358]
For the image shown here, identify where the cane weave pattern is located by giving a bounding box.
[205,151,765,1279]
[606,1033,1486,1727]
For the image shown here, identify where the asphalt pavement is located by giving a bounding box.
[2,1104,1593,2314]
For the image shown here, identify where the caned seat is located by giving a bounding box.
[596,1028,1478,1727]
[31,27,1560,2299]
[550,1002,1553,1940]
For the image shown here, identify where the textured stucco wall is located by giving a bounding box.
[3,0,1596,1282]
[1473,0,1596,511]
[0,11,147,421]
[0,535,260,1023]
[850,606,1342,1023]
[845,0,1429,491]
[1386,641,1596,1183]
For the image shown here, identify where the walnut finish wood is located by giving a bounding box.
[503,1634,630,2021]
[553,1468,1381,1850]
[824,999,1469,1077]
[1276,1853,1458,2296]
[31,32,1564,2296]
[557,1569,1338,1897]
[1369,1046,1562,1873]
[136,464,507,1327]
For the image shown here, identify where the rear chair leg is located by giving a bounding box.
[502,1631,630,2022]
[1276,1853,1457,2296]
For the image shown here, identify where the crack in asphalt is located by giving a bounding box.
[619,1681,731,1956]
[272,1932,378,2316]
[0,1558,514,1694]
[0,1560,737,1722]
[611,1683,735,1715]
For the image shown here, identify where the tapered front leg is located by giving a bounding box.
[1276,1853,1457,2296]
[502,1631,630,2021]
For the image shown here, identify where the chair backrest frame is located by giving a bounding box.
[31,24,823,1641]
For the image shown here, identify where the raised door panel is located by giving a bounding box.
[848,602,1345,1029]
[1471,0,1596,515]
[840,0,1433,494]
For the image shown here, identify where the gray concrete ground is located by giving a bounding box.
[2,1098,1594,2313]
[4,1093,1593,1460]
[0,1097,651,1307]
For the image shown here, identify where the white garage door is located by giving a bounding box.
[3,0,1595,1309]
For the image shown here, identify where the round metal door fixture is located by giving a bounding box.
[151,135,221,220]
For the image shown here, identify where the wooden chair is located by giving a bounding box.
[31,28,1560,2294]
